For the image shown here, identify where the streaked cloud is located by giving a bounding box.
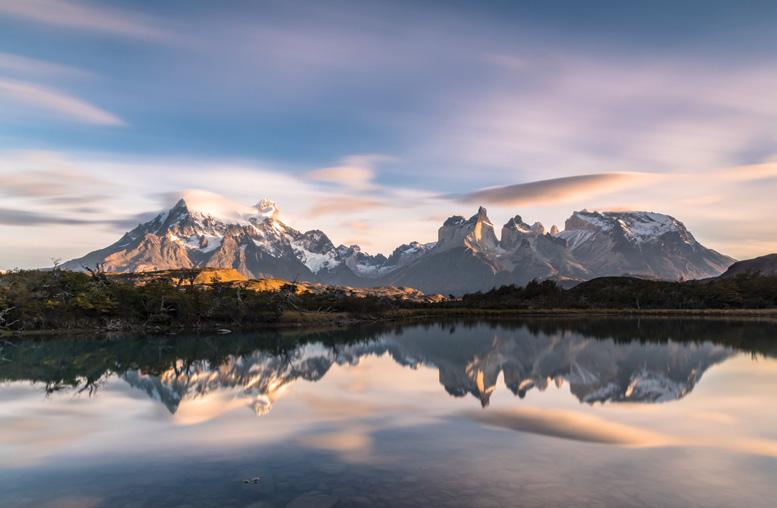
[307,154,393,190]
[0,167,106,198]
[0,150,440,267]
[0,207,94,226]
[0,79,124,125]
[0,207,139,227]
[455,173,655,207]
[306,196,384,218]
[422,55,777,180]
[0,0,169,40]
[716,162,777,183]
[3,147,777,267]
[0,52,91,77]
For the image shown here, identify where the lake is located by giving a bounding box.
[1,318,776,507]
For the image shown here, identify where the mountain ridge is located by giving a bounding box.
[62,191,735,294]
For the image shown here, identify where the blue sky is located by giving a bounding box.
[2,0,777,267]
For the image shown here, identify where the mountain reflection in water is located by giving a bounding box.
[2,318,777,508]
[1,318,770,416]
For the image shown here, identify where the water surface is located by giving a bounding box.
[1,318,776,507]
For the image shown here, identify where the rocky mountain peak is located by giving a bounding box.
[501,214,547,249]
[437,206,498,252]
[62,190,736,292]
[503,215,532,233]
[474,206,490,222]
[443,215,467,227]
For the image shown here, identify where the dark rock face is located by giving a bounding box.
[63,198,735,294]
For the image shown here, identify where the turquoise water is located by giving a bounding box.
[1,319,776,507]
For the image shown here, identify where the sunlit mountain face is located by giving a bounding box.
[2,319,765,418]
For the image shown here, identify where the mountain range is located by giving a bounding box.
[62,191,735,294]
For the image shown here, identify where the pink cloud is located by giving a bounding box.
[306,154,393,190]
[0,79,124,126]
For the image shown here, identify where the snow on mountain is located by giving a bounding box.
[62,191,431,282]
[62,192,735,292]
[565,210,693,244]
[558,209,733,280]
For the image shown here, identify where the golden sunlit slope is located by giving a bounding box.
[109,267,446,302]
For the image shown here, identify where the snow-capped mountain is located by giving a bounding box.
[62,190,417,281]
[63,191,735,293]
[558,210,733,280]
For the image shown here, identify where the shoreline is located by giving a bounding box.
[4,307,777,338]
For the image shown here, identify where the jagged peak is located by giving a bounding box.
[503,215,531,232]
[471,206,492,225]
[503,215,545,236]
[442,207,493,228]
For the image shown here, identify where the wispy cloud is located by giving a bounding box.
[0,165,107,198]
[0,52,91,77]
[716,162,777,183]
[2,149,777,268]
[0,79,124,126]
[0,0,169,40]
[455,173,655,207]
[0,207,98,226]
[306,196,384,218]
[419,55,777,179]
[307,154,393,190]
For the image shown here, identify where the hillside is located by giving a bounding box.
[720,253,777,277]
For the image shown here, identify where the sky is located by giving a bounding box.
[1,0,777,268]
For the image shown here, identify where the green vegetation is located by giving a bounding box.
[2,268,777,334]
[0,268,407,333]
[457,275,777,310]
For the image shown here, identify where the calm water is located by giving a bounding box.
[1,318,776,508]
